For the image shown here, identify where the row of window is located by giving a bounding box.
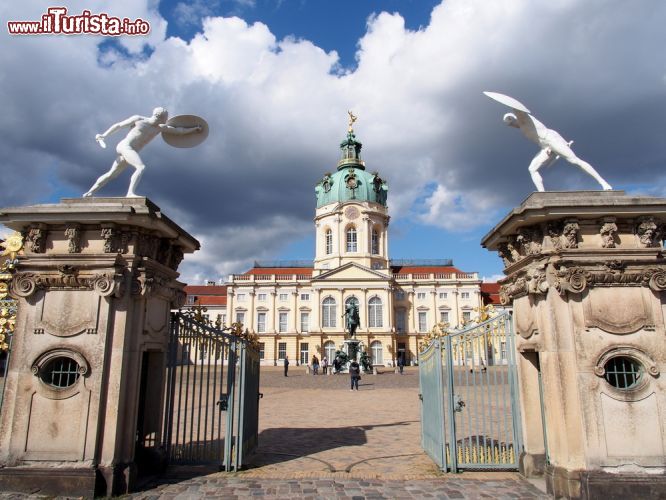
[324,227,381,255]
[395,291,472,300]
[238,307,471,334]
[235,291,474,303]
[236,292,311,302]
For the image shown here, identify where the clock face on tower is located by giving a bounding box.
[345,206,360,220]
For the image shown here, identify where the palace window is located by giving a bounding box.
[500,341,507,361]
[257,312,266,333]
[300,293,310,301]
[440,311,449,323]
[324,341,336,362]
[186,295,196,305]
[418,312,428,333]
[370,341,383,365]
[278,342,287,360]
[396,309,406,333]
[259,343,265,360]
[300,312,310,333]
[322,297,336,328]
[236,293,246,301]
[300,343,309,365]
[279,312,288,333]
[325,229,333,255]
[346,226,357,252]
[279,293,288,301]
[461,292,470,299]
[371,229,379,255]
[368,297,383,328]
[257,293,267,301]
[439,292,448,299]
[235,311,245,325]
[417,292,426,300]
[462,311,471,322]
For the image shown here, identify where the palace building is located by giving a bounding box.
[186,121,494,366]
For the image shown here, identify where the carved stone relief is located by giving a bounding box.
[636,216,661,248]
[26,226,47,253]
[599,218,617,248]
[101,226,128,254]
[584,287,653,334]
[64,224,81,253]
[11,267,124,298]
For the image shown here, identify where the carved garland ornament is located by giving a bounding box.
[11,268,123,298]
[553,264,666,296]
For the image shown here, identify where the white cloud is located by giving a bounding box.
[1,0,665,283]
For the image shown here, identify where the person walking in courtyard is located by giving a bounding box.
[284,355,289,377]
[322,356,328,375]
[349,360,361,391]
[311,355,319,375]
[397,354,405,375]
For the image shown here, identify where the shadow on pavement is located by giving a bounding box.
[248,420,419,469]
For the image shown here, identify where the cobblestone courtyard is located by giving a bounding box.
[1,366,548,499]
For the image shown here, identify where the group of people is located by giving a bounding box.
[309,355,329,375]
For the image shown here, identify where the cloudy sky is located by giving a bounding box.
[1,0,665,284]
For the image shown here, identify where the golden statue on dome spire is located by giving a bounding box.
[347,110,357,133]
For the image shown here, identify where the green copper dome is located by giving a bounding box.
[315,129,388,208]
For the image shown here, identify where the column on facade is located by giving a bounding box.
[248,291,255,332]
[430,289,437,328]
[227,289,235,326]
[453,288,460,327]
[383,220,389,259]
[362,287,368,333]
[292,291,298,332]
[336,288,344,330]
[387,284,394,334]
[408,290,416,333]
[314,288,322,332]
[332,215,344,262]
[314,222,320,257]
[365,216,372,254]
[269,290,277,333]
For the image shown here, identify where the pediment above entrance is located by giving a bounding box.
[311,262,390,282]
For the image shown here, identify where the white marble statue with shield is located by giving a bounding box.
[84,107,208,197]
[484,92,612,192]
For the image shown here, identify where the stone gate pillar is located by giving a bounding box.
[482,191,666,499]
[0,197,199,497]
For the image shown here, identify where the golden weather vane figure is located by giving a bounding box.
[347,110,357,133]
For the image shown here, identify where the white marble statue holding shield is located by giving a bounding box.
[484,92,612,192]
[83,107,208,198]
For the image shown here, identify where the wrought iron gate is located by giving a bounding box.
[162,311,261,471]
[419,311,522,472]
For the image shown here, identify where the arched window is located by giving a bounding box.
[371,228,379,255]
[324,341,336,362]
[346,226,357,252]
[325,229,333,255]
[368,296,383,327]
[322,297,336,328]
[371,341,383,365]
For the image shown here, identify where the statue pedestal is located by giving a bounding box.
[342,338,361,372]
[483,191,666,499]
[0,197,198,497]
